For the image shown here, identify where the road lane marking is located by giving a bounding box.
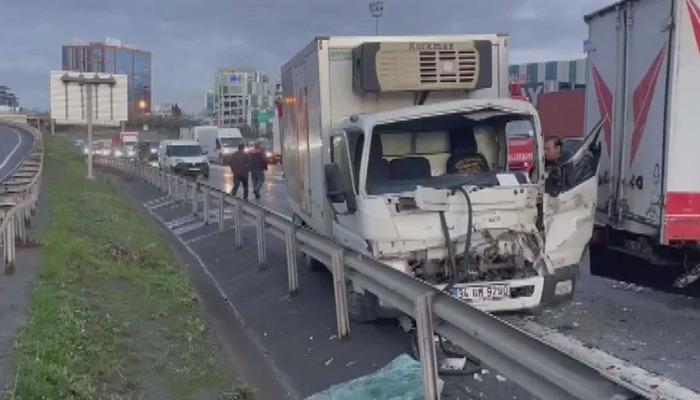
[0,128,23,181]
[141,196,301,399]
[184,227,236,244]
[172,221,208,235]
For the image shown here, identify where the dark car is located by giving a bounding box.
[137,141,159,163]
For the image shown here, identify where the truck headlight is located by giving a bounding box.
[128,150,135,157]
[114,150,123,157]
[150,148,157,154]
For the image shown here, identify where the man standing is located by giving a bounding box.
[230,143,250,199]
[249,142,268,200]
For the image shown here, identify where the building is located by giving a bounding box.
[154,103,173,118]
[0,85,19,112]
[509,59,585,104]
[62,38,151,118]
[510,59,587,139]
[210,69,271,133]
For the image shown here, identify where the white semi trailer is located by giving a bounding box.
[585,0,700,287]
[281,35,602,320]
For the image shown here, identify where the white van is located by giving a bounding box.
[158,140,209,177]
[198,127,245,164]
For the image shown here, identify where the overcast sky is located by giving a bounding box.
[1,0,611,113]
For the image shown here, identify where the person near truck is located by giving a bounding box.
[230,143,250,199]
[249,143,268,200]
[544,136,575,194]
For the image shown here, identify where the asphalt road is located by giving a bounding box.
[114,163,700,399]
[0,123,34,182]
[0,122,34,182]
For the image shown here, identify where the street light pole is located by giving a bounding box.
[369,1,384,35]
[86,83,94,180]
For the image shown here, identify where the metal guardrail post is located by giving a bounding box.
[191,182,198,216]
[283,225,299,295]
[218,191,225,233]
[203,188,210,224]
[331,249,350,338]
[16,206,26,244]
[415,293,440,400]
[168,174,174,198]
[256,209,267,267]
[4,216,15,274]
[234,200,243,249]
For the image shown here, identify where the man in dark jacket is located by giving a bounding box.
[544,136,575,194]
[249,143,268,200]
[230,143,250,199]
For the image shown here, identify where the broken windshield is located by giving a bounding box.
[364,110,536,195]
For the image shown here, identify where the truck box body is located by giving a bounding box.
[585,0,700,244]
[112,131,138,148]
[538,90,585,139]
[281,35,509,232]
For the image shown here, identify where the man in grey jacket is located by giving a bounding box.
[230,143,250,199]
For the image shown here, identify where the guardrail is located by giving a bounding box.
[98,158,647,400]
[0,122,43,274]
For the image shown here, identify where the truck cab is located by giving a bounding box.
[324,99,601,312]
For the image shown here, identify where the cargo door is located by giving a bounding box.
[616,0,674,236]
[585,5,626,227]
[544,122,603,269]
[662,0,700,242]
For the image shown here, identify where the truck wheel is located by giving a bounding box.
[347,289,380,323]
[304,254,326,272]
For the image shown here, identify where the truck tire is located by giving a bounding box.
[292,213,326,272]
[348,289,381,323]
[304,254,326,272]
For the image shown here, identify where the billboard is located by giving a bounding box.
[50,70,128,126]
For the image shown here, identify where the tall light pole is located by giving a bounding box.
[369,1,384,35]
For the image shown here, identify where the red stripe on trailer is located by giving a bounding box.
[630,46,666,167]
[688,0,700,53]
[664,192,700,242]
[591,65,613,155]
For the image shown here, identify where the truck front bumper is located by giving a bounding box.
[362,264,578,314]
[173,163,209,176]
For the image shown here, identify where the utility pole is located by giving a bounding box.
[61,73,116,180]
[86,83,94,179]
[369,1,384,35]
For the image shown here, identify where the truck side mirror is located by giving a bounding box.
[324,164,357,213]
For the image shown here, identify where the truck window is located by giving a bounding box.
[331,134,356,194]
[366,111,530,195]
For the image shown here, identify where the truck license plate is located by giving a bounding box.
[451,284,510,301]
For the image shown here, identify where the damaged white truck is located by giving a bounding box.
[280,35,602,320]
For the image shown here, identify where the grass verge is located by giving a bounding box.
[2,137,253,400]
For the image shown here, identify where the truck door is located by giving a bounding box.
[616,0,674,236]
[585,5,625,227]
[326,131,367,251]
[544,122,603,270]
